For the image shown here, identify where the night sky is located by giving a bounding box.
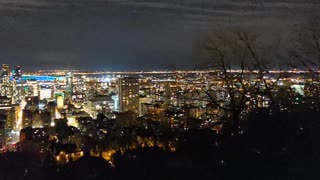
[0,0,319,71]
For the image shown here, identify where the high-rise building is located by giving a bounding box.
[0,64,10,85]
[12,80,23,104]
[118,77,139,114]
[66,72,73,99]
[12,65,22,80]
[1,64,10,78]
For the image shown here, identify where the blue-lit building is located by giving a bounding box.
[22,75,65,81]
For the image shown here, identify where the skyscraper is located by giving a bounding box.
[0,64,12,98]
[118,77,139,114]
[1,64,10,83]
[66,72,73,99]
[1,64,10,76]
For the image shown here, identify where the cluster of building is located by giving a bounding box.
[0,64,319,163]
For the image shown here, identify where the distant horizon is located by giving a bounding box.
[20,68,318,75]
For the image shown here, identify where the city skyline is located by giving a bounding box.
[0,0,319,71]
[1,1,320,179]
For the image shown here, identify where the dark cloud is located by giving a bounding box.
[0,0,319,71]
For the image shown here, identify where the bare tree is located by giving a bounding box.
[201,26,284,132]
[201,27,254,132]
[291,16,320,111]
[235,28,286,112]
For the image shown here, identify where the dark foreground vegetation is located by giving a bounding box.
[1,111,320,180]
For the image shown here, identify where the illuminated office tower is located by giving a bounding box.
[9,65,23,104]
[12,81,24,104]
[0,83,13,98]
[0,64,11,97]
[118,77,139,114]
[1,64,10,82]
[66,72,73,99]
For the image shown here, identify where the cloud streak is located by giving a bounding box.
[0,0,317,18]
[0,0,319,70]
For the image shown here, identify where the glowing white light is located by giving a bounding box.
[103,77,111,82]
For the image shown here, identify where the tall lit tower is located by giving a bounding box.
[0,64,12,97]
[1,64,10,83]
[66,72,73,99]
[12,65,23,104]
[1,64,10,76]
[118,77,139,114]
